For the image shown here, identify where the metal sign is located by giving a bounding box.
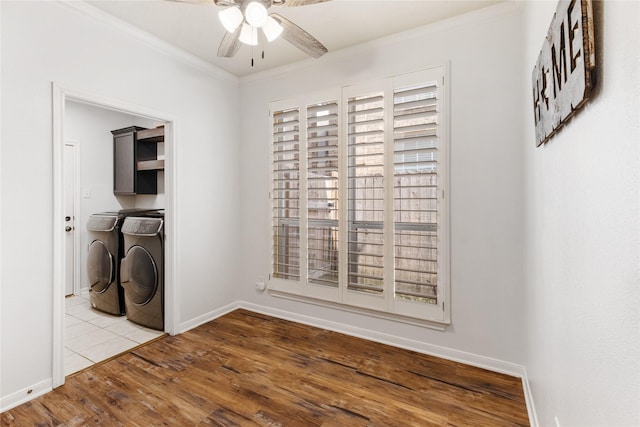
[532,0,595,146]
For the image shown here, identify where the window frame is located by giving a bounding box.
[268,65,450,327]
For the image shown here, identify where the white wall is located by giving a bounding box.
[238,3,525,368]
[64,101,162,294]
[5,1,636,422]
[0,1,240,406]
[521,1,640,426]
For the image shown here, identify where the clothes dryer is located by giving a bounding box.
[86,209,153,315]
[120,214,164,330]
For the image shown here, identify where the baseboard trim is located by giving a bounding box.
[521,368,539,427]
[0,379,51,413]
[237,301,523,375]
[178,301,241,334]
[177,300,530,378]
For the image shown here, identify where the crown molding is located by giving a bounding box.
[241,0,522,85]
[55,1,238,83]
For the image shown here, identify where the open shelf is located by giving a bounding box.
[137,126,165,143]
[137,159,165,171]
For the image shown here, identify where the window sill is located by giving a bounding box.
[268,289,451,332]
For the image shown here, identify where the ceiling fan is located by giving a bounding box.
[174,0,330,59]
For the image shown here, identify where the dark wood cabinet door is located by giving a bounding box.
[113,131,136,195]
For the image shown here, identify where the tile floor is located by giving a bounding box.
[65,294,165,376]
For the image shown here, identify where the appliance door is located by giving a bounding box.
[87,240,114,293]
[121,245,158,305]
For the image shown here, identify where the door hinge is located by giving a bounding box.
[442,301,445,311]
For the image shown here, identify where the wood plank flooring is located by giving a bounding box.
[1,309,529,426]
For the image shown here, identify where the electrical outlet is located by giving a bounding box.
[256,276,266,292]
[555,416,561,427]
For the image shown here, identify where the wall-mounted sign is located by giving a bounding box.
[532,0,595,146]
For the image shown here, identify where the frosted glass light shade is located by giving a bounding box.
[262,16,283,42]
[218,6,243,33]
[244,2,268,27]
[239,23,258,46]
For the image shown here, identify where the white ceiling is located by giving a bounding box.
[88,0,504,77]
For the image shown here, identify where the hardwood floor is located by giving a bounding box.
[2,309,529,426]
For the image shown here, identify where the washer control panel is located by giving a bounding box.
[122,217,163,236]
[87,215,118,232]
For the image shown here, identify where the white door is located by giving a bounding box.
[64,143,77,296]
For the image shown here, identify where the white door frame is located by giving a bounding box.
[52,82,179,388]
[63,140,82,296]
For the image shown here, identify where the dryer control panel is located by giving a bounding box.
[122,217,163,237]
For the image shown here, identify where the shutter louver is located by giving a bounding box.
[393,81,439,303]
[347,93,385,294]
[307,101,339,287]
[272,107,301,280]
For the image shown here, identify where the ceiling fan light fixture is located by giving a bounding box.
[239,23,258,46]
[262,16,283,42]
[218,6,243,33]
[244,2,268,27]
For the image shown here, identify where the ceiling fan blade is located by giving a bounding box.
[270,13,328,58]
[217,28,242,58]
[274,0,331,6]
[164,0,225,5]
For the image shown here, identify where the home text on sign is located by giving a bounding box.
[532,0,595,146]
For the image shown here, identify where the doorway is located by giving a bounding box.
[52,84,177,388]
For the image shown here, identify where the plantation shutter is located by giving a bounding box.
[269,66,449,325]
[307,101,340,287]
[272,107,301,280]
[393,80,439,303]
[346,92,385,294]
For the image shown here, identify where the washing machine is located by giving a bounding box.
[120,211,164,330]
[86,209,153,315]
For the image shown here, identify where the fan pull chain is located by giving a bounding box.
[249,33,266,67]
[260,33,264,60]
